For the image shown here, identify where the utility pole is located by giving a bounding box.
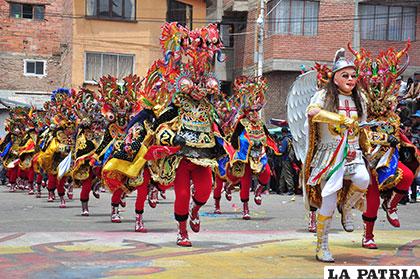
[353,0,360,50]
[257,0,265,77]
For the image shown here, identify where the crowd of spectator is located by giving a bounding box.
[397,76,420,203]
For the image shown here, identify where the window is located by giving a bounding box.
[360,4,416,41]
[267,0,319,36]
[86,0,136,21]
[85,52,134,83]
[24,60,46,76]
[167,0,193,29]
[10,3,45,20]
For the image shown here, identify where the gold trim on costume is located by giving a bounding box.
[102,145,148,178]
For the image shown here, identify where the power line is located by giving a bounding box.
[1,8,418,24]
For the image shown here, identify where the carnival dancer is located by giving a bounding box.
[92,75,143,222]
[211,91,240,214]
[308,51,370,262]
[1,113,24,192]
[66,88,103,216]
[31,109,49,198]
[18,123,37,195]
[347,43,419,249]
[149,22,231,246]
[102,74,158,231]
[103,107,156,231]
[288,49,370,262]
[227,76,279,220]
[38,88,75,208]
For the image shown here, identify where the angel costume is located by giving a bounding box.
[288,49,370,263]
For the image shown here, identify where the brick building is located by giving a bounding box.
[211,0,420,123]
[0,0,73,108]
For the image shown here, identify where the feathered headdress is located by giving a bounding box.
[234,75,267,112]
[348,40,410,116]
[142,22,224,111]
[7,107,31,133]
[212,90,241,135]
[49,87,76,129]
[95,74,142,126]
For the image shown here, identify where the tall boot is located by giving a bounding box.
[111,205,121,223]
[24,180,30,190]
[308,210,317,233]
[214,198,221,214]
[59,196,66,208]
[35,183,42,198]
[315,214,334,263]
[47,191,54,202]
[81,201,89,216]
[135,213,147,232]
[148,186,158,208]
[224,183,232,201]
[362,215,377,249]
[177,220,192,247]
[382,188,406,227]
[160,190,166,200]
[189,201,201,233]
[254,184,264,205]
[339,184,366,232]
[242,201,250,220]
[67,184,73,200]
[120,192,127,208]
[28,182,34,195]
[17,178,24,190]
[91,180,100,199]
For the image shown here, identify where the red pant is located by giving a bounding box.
[135,168,151,214]
[47,174,65,197]
[110,168,151,214]
[7,166,19,184]
[111,188,124,206]
[364,162,413,219]
[36,172,43,184]
[21,168,34,184]
[80,172,93,202]
[240,164,271,202]
[213,175,224,200]
[174,159,213,221]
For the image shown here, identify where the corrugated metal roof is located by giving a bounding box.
[0,90,50,109]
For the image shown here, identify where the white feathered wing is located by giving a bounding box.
[286,70,318,162]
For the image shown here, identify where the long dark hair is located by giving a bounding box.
[323,75,364,120]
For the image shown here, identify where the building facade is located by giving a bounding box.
[214,0,420,123]
[72,0,206,88]
[0,0,73,108]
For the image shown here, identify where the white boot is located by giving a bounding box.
[316,214,334,263]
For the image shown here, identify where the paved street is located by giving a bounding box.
[0,185,419,279]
